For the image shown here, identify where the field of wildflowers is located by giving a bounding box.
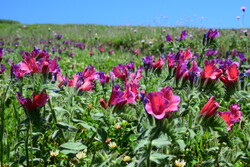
[0,22,249,166]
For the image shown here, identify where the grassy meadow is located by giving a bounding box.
[0,21,249,166]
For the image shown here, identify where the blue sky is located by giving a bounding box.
[1,0,250,28]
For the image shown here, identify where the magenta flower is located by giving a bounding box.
[218,104,242,131]
[19,57,40,74]
[134,49,140,55]
[110,64,128,80]
[108,85,127,107]
[152,57,165,70]
[180,30,188,40]
[11,63,26,78]
[205,49,218,56]
[241,6,246,12]
[0,48,4,62]
[108,83,138,107]
[231,49,238,56]
[108,50,114,54]
[175,61,188,80]
[207,29,220,39]
[166,34,173,41]
[98,72,110,85]
[89,51,94,56]
[16,90,49,111]
[144,86,180,119]
[82,65,98,81]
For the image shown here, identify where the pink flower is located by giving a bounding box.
[201,60,222,79]
[144,86,180,119]
[200,96,219,117]
[218,104,242,131]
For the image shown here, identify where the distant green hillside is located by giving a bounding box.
[0,19,20,24]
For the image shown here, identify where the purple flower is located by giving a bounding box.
[0,48,4,62]
[205,49,218,56]
[126,62,135,71]
[56,34,63,40]
[142,56,153,70]
[180,30,188,40]
[52,46,57,53]
[238,53,246,62]
[207,29,220,39]
[0,64,6,74]
[68,52,75,57]
[166,34,173,41]
[98,72,110,85]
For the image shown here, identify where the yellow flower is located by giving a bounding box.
[88,104,92,109]
[50,150,59,157]
[174,159,186,167]
[123,156,131,162]
[76,151,87,160]
[114,124,121,129]
[108,142,117,148]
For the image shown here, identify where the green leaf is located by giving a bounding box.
[56,122,78,132]
[150,153,168,164]
[77,122,96,131]
[134,140,149,152]
[60,142,87,151]
[71,118,96,131]
[152,137,171,148]
[51,130,60,140]
[176,139,186,151]
[54,107,67,112]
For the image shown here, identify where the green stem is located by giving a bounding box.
[48,99,65,141]
[147,141,152,167]
[215,142,223,167]
[25,121,30,167]
[89,144,97,167]
[0,86,9,166]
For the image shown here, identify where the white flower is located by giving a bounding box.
[50,150,59,157]
[174,159,186,167]
[76,151,87,159]
[108,142,117,148]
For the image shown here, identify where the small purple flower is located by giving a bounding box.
[126,62,135,71]
[165,34,173,41]
[52,46,57,53]
[6,48,13,52]
[14,42,19,47]
[180,30,188,40]
[0,41,4,46]
[56,34,63,40]
[68,52,75,57]
[0,64,6,74]
[205,49,218,56]
[0,48,4,62]
[231,49,238,56]
[238,53,246,62]
[207,29,220,39]
[142,56,153,70]
[98,72,110,85]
